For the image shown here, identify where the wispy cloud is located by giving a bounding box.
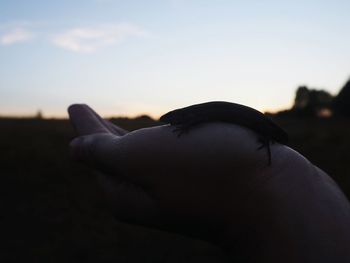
[51,23,148,53]
[0,27,33,45]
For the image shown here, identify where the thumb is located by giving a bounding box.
[70,133,122,174]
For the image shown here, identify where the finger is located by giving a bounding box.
[82,104,129,136]
[69,133,123,174]
[68,104,111,136]
[96,172,159,226]
[70,132,151,189]
[105,119,129,136]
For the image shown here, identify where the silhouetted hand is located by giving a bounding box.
[68,104,350,262]
[68,104,273,238]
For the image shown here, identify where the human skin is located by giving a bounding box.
[68,104,350,263]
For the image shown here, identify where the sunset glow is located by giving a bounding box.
[1,0,350,118]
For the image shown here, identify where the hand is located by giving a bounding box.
[68,104,350,262]
[68,104,272,242]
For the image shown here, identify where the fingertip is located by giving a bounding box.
[69,136,86,161]
[68,104,110,136]
[69,136,83,148]
[67,103,89,116]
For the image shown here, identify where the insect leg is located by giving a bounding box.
[257,137,272,166]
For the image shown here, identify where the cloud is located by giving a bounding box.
[51,23,148,53]
[0,27,33,45]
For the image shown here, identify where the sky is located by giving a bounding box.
[1,0,350,118]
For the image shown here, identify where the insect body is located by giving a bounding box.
[160,101,288,165]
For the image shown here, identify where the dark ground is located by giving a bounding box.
[1,116,349,262]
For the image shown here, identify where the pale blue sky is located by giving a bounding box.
[1,0,350,118]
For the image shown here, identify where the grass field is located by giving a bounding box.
[1,116,349,262]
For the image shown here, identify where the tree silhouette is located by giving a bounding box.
[333,79,350,117]
[293,86,333,117]
[35,109,43,119]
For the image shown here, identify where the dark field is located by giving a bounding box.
[1,117,350,262]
